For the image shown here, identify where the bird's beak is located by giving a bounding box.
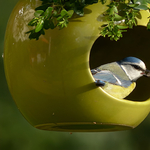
[144,69,150,77]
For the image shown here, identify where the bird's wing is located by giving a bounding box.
[92,70,121,85]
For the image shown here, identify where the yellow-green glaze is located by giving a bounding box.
[4,0,150,132]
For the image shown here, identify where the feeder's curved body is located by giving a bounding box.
[4,0,150,131]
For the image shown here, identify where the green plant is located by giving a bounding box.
[26,0,150,40]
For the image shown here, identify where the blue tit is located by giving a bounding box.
[91,57,150,99]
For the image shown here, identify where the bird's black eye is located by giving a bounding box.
[132,65,141,70]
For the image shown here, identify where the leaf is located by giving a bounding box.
[57,16,63,21]
[68,10,74,18]
[128,3,139,7]
[114,14,124,21]
[109,8,114,15]
[34,10,44,17]
[101,24,108,27]
[117,25,128,29]
[61,9,68,17]
[147,20,150,30]
[57,18,68,29]
[136,0,147,5]
[112,5,118,13]
[134,4,148,10]
[28,18,38,26]
[28,29,45,40]
[35,19,44,32]
[44,7,53,19]
[109,5,118,15]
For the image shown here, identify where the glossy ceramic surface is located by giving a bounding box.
[4,0,150,131]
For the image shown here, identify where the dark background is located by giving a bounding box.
[1,0,150,149]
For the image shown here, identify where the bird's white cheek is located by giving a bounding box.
[130,70,143,81]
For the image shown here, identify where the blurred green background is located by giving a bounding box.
[1,0,150,150]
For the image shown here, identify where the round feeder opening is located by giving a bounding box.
[90,26,150,101]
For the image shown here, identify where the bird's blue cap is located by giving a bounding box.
[118,57,143,65]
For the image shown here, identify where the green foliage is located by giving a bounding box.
[100,0,150,40]
[26,0,150,40]
[147,20,150,30]
[101,23,128,41]
[26,0,98,40]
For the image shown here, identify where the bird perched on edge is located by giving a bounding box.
[91,57,150,99]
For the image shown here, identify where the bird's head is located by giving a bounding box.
[117,57,150,81]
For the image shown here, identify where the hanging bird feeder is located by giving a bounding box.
[4,0,150,132]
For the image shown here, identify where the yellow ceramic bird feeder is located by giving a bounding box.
[4,0,150,132]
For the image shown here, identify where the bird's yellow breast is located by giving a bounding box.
[101,82,136,99]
